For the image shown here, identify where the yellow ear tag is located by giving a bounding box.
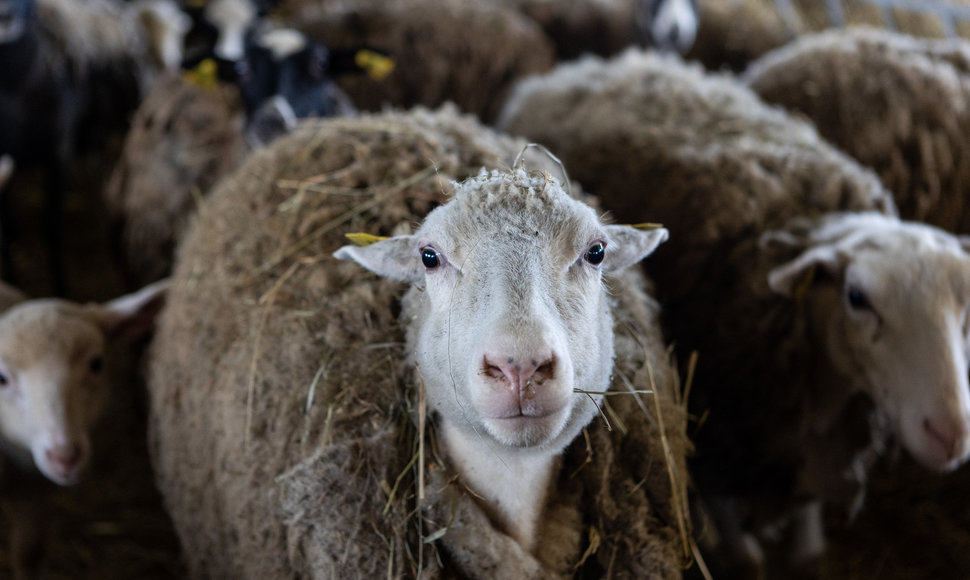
[355,49,395,81]
[794,265,816,306]
[183,58,219,89]
[345,232,388,247]
[628,222,665,230]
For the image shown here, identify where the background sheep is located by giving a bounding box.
[498,49,970,577]
[104,74,246,288]
[0,279,168,579]
[148,106,691,579]
[688,0,970,71]
[745,27,970,233]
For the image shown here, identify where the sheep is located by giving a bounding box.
[0,279,168,580]
[744,27,970,233]
[687,0,970,72]
[104,73,247,288]
[498,49,970,576]
[333,165,669,554]
[148,106,691,579]
[105,23,368,288]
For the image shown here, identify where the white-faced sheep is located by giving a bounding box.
[0,279,167,580]
[148,107,691,579]
[334,166,669,554]
[498,49,970,576]
[745,27,970,233]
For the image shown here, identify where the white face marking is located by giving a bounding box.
[652,0,697,53]
[257,27,307,60]
[206,0,255,61]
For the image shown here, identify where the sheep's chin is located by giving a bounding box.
[481,408,570,448]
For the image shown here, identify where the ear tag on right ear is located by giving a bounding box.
[345,232,388,247]
[794,266,816,305]
[183,58,219,89]
[355,50,395,81]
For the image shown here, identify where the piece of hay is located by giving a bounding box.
[148,105,690,578]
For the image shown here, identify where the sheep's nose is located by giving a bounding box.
[924,418,970,461]
[483,353,557,398]
[46,443,82,474]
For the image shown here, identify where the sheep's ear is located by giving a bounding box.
[93,279,170,340]
[333,236,422,283]
[767,245,847,297]
[603,225,669,273]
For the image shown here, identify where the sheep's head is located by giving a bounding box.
[766,213,970,472]
[335,169,667,455]
[0,281,167,485]
[0,0,30,44]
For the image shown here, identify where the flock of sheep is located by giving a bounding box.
[2,0,970,578]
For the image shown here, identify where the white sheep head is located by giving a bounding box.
[0,280,168,486]
[765,212,970,472]
[335,169,667,457]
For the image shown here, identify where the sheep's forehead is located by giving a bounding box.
[419,171,602,257]
[848,225,970,304]
[0,303,103,370]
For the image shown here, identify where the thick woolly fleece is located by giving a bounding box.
[149,106,689,579]
[498,48,898,543]
[746,27,970,233]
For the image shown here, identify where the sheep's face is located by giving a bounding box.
[767,213,970,472]
[336,169,666,454]
[0,0,29,43]
[0,282,167,486]
[0,303,109,486]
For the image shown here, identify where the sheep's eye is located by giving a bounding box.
[0,372,8,388]
[421,248,440,269]
[585,242,606,265]
[847,286,871,311]
[89,355,103,374]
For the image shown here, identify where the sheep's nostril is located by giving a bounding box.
[47,444,82,472]
[534,359,555,382]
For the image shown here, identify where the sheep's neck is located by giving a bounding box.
[440,420,558,553]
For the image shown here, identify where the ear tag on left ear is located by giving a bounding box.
[183,58,219,90]
[794,265,816,306]
[344,232,388,247]
[627,222,665,230]
[355,49,395,81]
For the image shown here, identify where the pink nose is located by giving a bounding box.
[924,418,969,461]
[46,444,83,475]
[482,353,556,398]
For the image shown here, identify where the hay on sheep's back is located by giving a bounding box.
[149,106,690,579]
